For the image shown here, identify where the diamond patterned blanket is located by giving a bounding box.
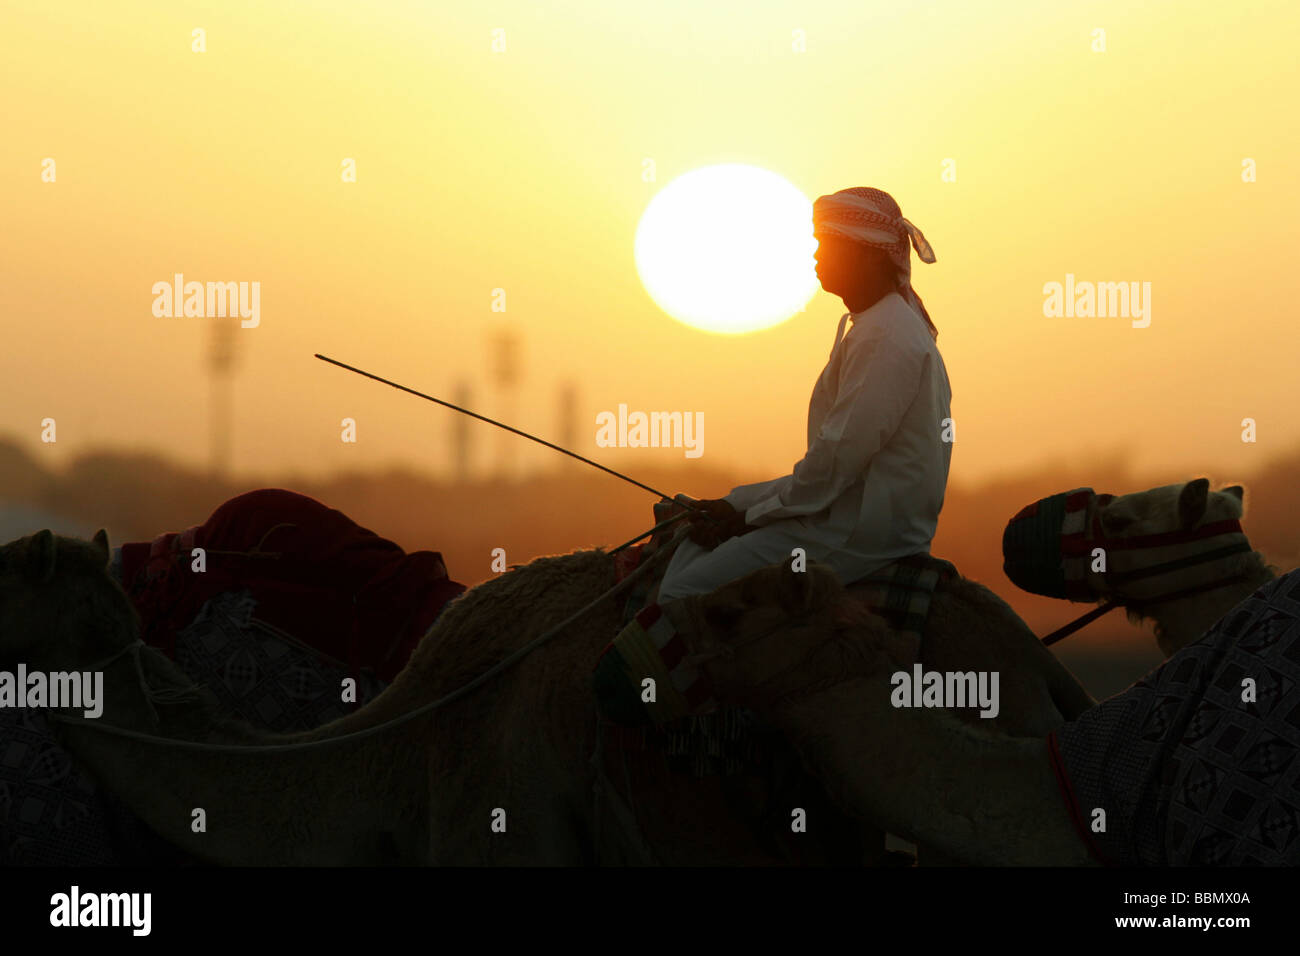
[0,590,388,865]
[1050,568,1300,865]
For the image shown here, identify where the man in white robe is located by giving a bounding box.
[657,186,953,600]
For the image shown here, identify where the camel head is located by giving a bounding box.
[1090,479,1253,600]
[1003,477,1268,657]
[0,528,139,671]
[1095,479,1268,653]
[1095,477,1244,540]
[671,559,911,711]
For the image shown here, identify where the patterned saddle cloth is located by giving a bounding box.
[613,538,956,638]
[596,536,957,776]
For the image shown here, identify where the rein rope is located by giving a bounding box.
[86,639,205,727]
[1039,533,1256,647]
[47,521,693,754]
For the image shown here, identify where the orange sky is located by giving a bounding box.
[3,0,1299,496]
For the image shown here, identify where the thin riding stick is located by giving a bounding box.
[315,353,681,503]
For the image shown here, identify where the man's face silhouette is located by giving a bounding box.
[813,231,889,300]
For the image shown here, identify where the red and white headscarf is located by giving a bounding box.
[813,186,938,337]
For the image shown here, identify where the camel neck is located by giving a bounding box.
[1149,559,1275,656]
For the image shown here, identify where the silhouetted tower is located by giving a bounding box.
[207,317,240,477]
[557,381,579,472]
[451,380,473,482]
[488,328,521,479]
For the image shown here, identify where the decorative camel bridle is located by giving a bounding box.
[1031,489,1255,646]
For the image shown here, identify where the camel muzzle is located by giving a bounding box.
[1002,488,1113,601]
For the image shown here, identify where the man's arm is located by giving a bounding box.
[724,476,792,513]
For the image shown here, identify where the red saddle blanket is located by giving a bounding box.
[118,488,466,682]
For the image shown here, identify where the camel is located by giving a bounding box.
[673,479,1282,865]
[0,510,1093,865]
[0,529,871,864]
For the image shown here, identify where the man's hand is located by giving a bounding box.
[686,498,753,550]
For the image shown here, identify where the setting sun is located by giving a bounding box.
[634,164,819,335]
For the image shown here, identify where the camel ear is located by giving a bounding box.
[92,528,110,562]
[1178,478,1210,529]
[29,529,57,584]
[776,561,816,615]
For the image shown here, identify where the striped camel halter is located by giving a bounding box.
[1003,488,1253,645]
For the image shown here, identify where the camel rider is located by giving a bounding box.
[657,186,953,601]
